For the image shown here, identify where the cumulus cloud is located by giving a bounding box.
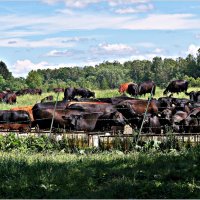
[11,59,76,77]
[186,44,200,56]
[91,43,139,58]
[99,43,133,52]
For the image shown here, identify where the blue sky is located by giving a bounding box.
[1,0,200,77]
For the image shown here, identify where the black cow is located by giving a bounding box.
[63,87,76,101]
[172,111,188,133]
[185,91,200,102]
[163,80,189,95]
[75,88,95,98]
[0,110,31,132]
[66,102,125,131]
[138,80,156,96]
[127,83,138,96]
[180,108,200,133]
[63,87,95,101]
[41,95,54,103]
[142,113,161,134]
[32,101,70,130]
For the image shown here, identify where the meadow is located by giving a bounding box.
[0,86,199,110]
[0,87,200,198]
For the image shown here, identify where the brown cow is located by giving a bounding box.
[115,99,159,130]
[3,92,17,104]
[118,82,133,94]
[53,88,64,93]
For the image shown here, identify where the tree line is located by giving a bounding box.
[1,49,200,92]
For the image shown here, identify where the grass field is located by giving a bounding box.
[0,86,199,110]
[0,148,200,199]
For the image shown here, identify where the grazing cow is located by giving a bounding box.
[163,80,189,95]
[32,101,75,130]
[75,88,95,98]
[115,99,159,130]
[15,88,42,96]
[75,95,136,105]
[41,95,54,103]
[180,108,200,133]
[157,96,174,112]
[127,83,138,96]
[0,92,6,102]
[63,87,95,100]
[116,99,159,116]
[118,82,132,94]
[63,102,126,132]
[11,106,34,122]
[63,87,76,101]
[185,91,200,102]
[53,88,64,93]
[138,80,156,96]
[172,111,188,133]
[171,98,191,114]
[0,110,31,132]
[142,114,161,134]
[3,92,17,104]
[159,108,173,133]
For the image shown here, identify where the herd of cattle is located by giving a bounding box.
[0,79,200,134]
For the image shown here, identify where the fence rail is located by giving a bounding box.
[1,128,200,149]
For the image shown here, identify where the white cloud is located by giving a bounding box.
[11,59,76,77]
[42,0,150,7]
[99,43,133,52]
[122,14,200,30]
[46,49,83,57]
[152,48,165,54]
[195,33,200,39]
[186,44,200,56]
[0,37,90,48]
[1,12,200,40]
[115,3,154,14]
[90,43,139,58]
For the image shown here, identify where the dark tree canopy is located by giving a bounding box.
[0,61,12,80]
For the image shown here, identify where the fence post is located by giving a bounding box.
[135,86,154,146]
[49,92,59,138]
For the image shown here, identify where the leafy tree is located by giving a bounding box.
[26,70,44,88]
[0,61,12,80]
[0,75,6,91]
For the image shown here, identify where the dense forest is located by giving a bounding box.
[1,48,200,92]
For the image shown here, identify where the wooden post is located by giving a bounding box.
[135,86,154,146]
[49,92,59,137]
